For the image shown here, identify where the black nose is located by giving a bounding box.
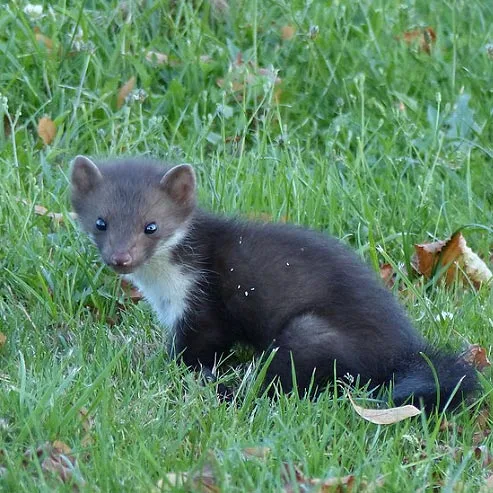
[110,252,132,266]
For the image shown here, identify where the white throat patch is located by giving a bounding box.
[126,230,196,330]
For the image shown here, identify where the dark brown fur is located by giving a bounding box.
[71,156,478,411]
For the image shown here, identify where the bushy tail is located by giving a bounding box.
[392,348,478,411]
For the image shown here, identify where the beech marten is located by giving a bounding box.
[71,155,477,410]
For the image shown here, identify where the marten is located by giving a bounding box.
[70,155,477,411]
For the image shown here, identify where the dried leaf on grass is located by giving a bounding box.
[461,345,491,372]
[242,446,271,459]
[34,27,54,51]
[474,445,493,468]
[400,27,436,54]
[413,231,492,288]
[281,25,296,40]
[157,463,221,492]
[33,203,77,225]
[0,333,6,348]
[379,263,396,288]
[145,51,170,65]
[216,53,281,96]
[37,117,56,145]
[23,441,85,486]
[281,464,358,493]
[347,393,421,424]
[117,76,136,109]
[121,279,144,303]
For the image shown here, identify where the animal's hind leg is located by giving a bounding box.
[263,313,357,395]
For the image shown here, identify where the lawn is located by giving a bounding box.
[1,0,493,491]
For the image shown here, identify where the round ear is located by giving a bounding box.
[160,164,196,206]
[71,155,103,195]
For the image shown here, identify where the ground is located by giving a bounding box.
[0,0,492,491]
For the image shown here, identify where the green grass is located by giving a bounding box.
[1,0,493,491]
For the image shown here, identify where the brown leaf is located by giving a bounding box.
[216,56,281,96]
[78,407,94,433]
[121,279,144,303]
[117,76,136,109]
[281,463,356,493]
[401,27,436,54]
[0,333,6,348]
[347,393,421,424]
[476,406,490,431]
[413,232,492,287]
[379,263,396,289]
[34,27,53,51]
[281,25,296,41]
[37,117,56,145]
[461,345,491,372]
[24,441,84,486]
[52,440,72,456]
[474,445,493,468]
[41,456,74,483]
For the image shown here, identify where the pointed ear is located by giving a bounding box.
[160,164,196,206]
[71,155,103,194]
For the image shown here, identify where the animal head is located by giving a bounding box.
[70,156,196,273]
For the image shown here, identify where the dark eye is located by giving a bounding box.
[144,222,157,234]
[95,218,107,231]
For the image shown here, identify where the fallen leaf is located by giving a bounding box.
[461,345,491,372]
[33,204,76,225]
[52,441,71,456]
[281,25,296,40]
[37,117,56,145]
[0,333,6,348]
[121,279,144,302]
[216,56,281,96]
[413,231,492,288]
[145,51,169,65]
[476,406,490,430]
[474,445,493,468]
[347,393,421,424]
[157,464,220,492]
[281,463,356,492]
[400,27,436,54]
[78,407,94,433]
[24,441,85,486]
[117,76,136,109]
[34,27,53,51]
[379,263,396,288]
[242,446,271,459]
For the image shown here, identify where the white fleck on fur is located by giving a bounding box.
[126,230,196,332]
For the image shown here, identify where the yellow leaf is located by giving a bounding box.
[242,446,271,459]
[145,51,169,65]
[117,76,136,109]
[37,117,56,145]
[0,332,6,347]
[347,392,421,424]
[34,27,53,51]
